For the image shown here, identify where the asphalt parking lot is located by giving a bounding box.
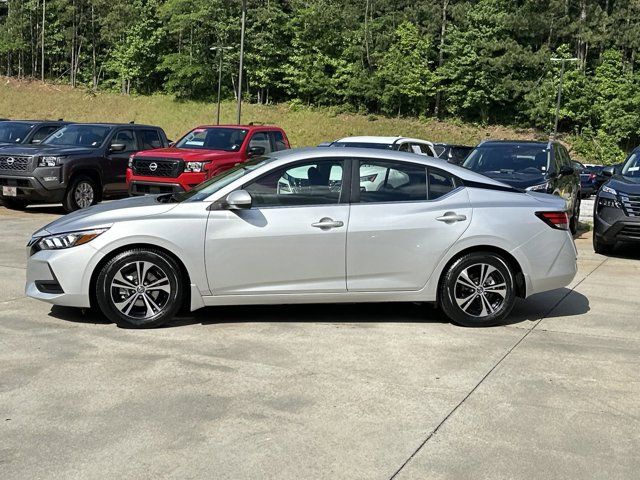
[1,204,639,480]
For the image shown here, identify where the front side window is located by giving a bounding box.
[30,126,60,144]
[248,132,273,154]
[359,160,427,203]
[112,130,136,151]
[621,151,640,178]
[245,160,344,207]
[0,122,33,143]
[175,127,247,151]
[43,125,110,147]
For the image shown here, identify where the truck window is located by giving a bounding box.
[270,131,287,151]
[139,129,163,149]
[249,132,272,154]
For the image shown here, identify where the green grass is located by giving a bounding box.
[0,77,541,147]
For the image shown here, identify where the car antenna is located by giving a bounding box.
[129,121,135,124]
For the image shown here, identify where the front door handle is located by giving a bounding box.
[436,212,467,223]
[311,217,344,230]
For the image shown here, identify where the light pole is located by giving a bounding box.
[237,0,247,125]
[210,46,233,125]
[550,57,579,137]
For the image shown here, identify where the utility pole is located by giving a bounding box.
[211,46,233,125]
[236,0,247,125]
[41,0,46,82]
[550,57,578,137]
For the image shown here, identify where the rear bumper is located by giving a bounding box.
[0,171,65,203]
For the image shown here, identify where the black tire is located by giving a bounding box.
[439,252,517,327]
[2,198,28,210]
[569,196,580,235]
[63,175,98,212]
[593,234,613,255]
[95,248,183,328]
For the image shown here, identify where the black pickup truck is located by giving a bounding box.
[0,123,168,212]
[0,120,69,148]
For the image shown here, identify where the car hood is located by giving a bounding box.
[477,170,546,189]
[606,175,640,193]
[0,144,99,157]
[135,147,241,162]
[34,195,178,236]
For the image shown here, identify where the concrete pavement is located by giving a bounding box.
[0,205,638,479]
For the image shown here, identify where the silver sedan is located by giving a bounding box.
[26,148,578,328]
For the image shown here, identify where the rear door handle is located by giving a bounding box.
[311,217,344,230]
[436,212,467,223]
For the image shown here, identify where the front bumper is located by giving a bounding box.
[593,201,640,244]
[0,167,65,203]
[127,170,206,196]
[25,243,104,308]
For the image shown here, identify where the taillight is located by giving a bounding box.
[536,211,569,230]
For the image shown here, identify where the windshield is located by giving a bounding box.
[332,142,394,150]
[175,127,248,151]
[43,125,110,147]
[463,144,550,175]
[0,122,33,143]
[621,151,640,178]
[175,157,270,202]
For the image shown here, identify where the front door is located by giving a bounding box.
[104,129,137,195]
[347,159,472,291]
[205,158,349,295]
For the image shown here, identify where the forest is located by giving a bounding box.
[1,0,640,163]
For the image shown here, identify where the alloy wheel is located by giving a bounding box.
[454,263,507,317]
[74,181,95,209]
[110,261,171,320]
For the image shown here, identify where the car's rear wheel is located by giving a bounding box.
[2,198,28,210]
[439,252,516,327]
[593,234,614,255]
[64,175,98,212]
[96,249,183,328]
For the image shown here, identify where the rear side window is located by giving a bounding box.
[358,160,427,203]
[31,126,60,144]
[139,129,163,149]
[428,169,457,199]
[270,131,288,151]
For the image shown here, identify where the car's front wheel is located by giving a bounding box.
[570,196,581,235]
[439,252,517,327]
[64,175,98,212]
[96,249,183,328]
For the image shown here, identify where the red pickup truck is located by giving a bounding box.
[127,124,290,195]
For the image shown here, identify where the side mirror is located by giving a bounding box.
[247,146,265,157]
[602,166,614,177]
[110,143,127,152]
[225,190,252,210]
[559,165,574,176]
[168,141,175,147]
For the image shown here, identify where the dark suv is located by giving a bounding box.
[593,147,640,253]
[0,123,168,212]
[462,140,581,234]
[0,120,69,148]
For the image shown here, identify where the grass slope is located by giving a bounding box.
[0,77,540,147]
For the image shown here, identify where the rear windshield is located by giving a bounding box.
[0,122,33,143]
[621,151,640,178]
[44,125,110,147]
[175,127,248,151]
[463,144,550,174]
[332,142,394,150]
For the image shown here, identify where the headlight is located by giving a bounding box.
[185,161,204,173]
[128,155,134,169]
[526,181,551,192]
[36,228,108,251]
[38,156,63,167]
[601,185,617,195]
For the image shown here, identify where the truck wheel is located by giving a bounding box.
[2,198,28,210]
[64,176,98,212]
[95,248,183,328]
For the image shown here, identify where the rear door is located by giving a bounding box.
[347,159,471,291]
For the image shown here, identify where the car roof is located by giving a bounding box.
[263,147,513,188]
[65,122,160,129]
[1,119,69,125]
[478,139,550,148]
[193,124,283,131]
[334,136,432,145]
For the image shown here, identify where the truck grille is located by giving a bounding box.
[0,155,31,172]
[619,193,640,217]
[132,158,183,178]
[619,225,640,239]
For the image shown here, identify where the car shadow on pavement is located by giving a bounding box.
[47,289,590,329]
